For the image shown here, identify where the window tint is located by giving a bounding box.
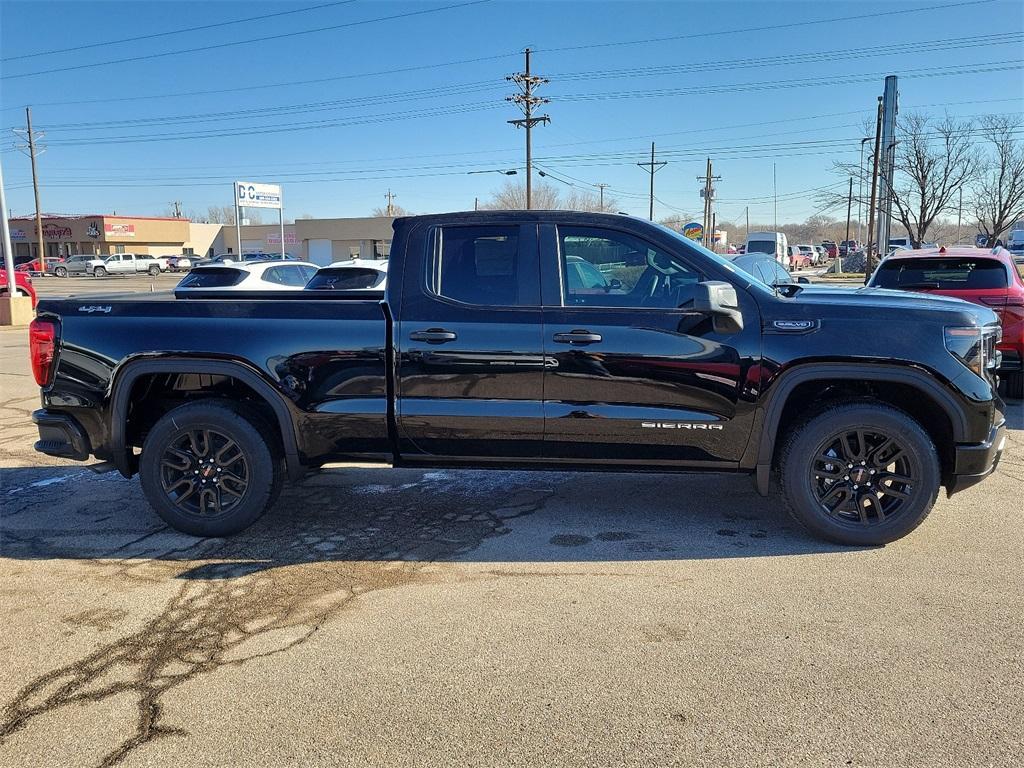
[558,226,703,308]
[262,266,308,286]
[433,226,522,306]
[872,258,1008,290]
[746,240,776,255]
[307,267,384,290]
[177,268,245,288]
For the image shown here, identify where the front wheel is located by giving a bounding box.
[139,401,283,537]
[778,403,940,546]
[1003,371,1023,400]
[93,266,107,277]
[54,266,68,278]
[147,265,160,276]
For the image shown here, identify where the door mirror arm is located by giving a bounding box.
[694,281,744,334]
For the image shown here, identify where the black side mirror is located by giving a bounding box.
[607,278,622,291]
[694,281,744,334]
[796,276,811,284]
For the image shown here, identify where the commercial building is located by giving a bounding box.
[4,214,396,268]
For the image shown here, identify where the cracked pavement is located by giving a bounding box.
[1,324,1022,767]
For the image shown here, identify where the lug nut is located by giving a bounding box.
[844,475,849,480]
[853,484,859,489]
[869,469,876,475]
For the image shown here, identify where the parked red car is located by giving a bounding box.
[0,269,39,308]
[868,246,1024,399]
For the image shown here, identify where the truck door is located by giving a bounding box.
[539,223,761,466]
[396,223,545,459]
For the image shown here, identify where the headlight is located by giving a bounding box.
[944,326,999,377]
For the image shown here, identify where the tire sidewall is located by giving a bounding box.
[139,402,277,537]
[781,404,940,546]
[55,266,68,278]
[94,267,106,277]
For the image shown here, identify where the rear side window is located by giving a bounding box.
[307,267,384,290]
[873,258,1008,290]
[177,268,245,288]
[431,225,524,306]
[746,240,776,255]
[262,266,308,286]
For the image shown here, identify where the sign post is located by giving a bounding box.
[234,181,284,257]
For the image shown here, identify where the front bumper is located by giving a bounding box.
[32,409,91,461]
[947,419,1007,495]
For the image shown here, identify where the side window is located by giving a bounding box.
[432,225,524,306]
[557,226,703,308]
[108,254,121,262]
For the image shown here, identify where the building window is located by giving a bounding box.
[183,247,194,255]
[114,245,126,254]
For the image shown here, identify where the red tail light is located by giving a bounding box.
[29,318,57,387]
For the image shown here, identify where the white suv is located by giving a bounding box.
[86,253,169,277]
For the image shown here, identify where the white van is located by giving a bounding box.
[745,231,789,269]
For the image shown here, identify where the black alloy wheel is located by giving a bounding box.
[811,428,914,526]
[159,427,250,518]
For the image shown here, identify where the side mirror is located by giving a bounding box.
[607,278,622,291]
[796,276,811,284]
[694,281,744,334]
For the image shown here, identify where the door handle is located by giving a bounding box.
[410,328,457,343]
[553,330,603,345]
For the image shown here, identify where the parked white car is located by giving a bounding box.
[174,260,319,292]
[745,231,790,269]
[86,253,169,277]
[304,260,389,291]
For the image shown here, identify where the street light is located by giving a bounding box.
[467,169,518,175]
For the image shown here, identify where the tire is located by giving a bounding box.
[777,402,940,546]
[54,266,68,278]
[139,400,284,537]
[94,266,107,277]
[1003,371,1024,400]
[147,265,160,276]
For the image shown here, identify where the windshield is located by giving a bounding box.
[746,240,776,255]
[872,258,1008,290]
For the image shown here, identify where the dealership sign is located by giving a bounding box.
[10,229,26,240]
[104,222,136,237]
[266,231,298,245]
[236,181,283,210]
[682,222,703,241]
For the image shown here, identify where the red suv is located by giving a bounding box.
[868,246,1024,399]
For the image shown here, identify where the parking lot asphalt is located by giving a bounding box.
[1,324,1022,767]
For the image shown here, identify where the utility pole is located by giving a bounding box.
[13,107,45,263]
[697,157,720,247]
[773,163,778,231]
[845,176,853,247]
[874,75,898,252]
[384,189,396,216]
[858,137,871,244]
[474,197,479,211]
[170,200,182,218]
[956,187,963,244]
[745,206,749,238]
[506,48,550,210]
[637,142,667,221]
[596,183,609,211]
[866,96,884,277]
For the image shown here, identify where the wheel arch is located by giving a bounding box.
[747,363,967,495]
[109,357,303,481]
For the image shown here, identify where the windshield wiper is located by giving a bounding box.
[896,281,941,289]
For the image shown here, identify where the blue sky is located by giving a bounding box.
[1,0,1022,224]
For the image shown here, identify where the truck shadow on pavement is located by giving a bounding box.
[0,463,921,767]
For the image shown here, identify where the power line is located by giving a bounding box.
[537,0,994,53]
[1,0,493,80]
[1,1,356,62]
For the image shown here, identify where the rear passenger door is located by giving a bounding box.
[539,223,760,466]
[396,223,545,459]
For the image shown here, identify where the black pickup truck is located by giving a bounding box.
[29,212,1007,545]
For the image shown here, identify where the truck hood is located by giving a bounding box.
[788,285,998,322]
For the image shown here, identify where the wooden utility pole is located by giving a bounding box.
[21,108,45,263]
[745,206,750,238]
[637,143,667,221]
[384,189,396,216]
[596,183,609,211]
[697,157,720,247]
[865,97,884,277]
[506,48,550,210]
[845,176,853,247]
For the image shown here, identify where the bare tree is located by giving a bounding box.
[205,205,236,225]
[480,181,617,212]
[971,115,1024,247]
[371,204,411,217]
[889,112,978,248]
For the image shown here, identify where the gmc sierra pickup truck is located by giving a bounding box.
[29,212,1007,545]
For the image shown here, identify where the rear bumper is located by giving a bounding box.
[32,409,91,461]
[947,419,1007,495]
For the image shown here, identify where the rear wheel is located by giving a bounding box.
[147,264,161,276]
[778,403,940,546]
[54,266,68,278]
[93,266,107,277]
[139,401,283,537]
